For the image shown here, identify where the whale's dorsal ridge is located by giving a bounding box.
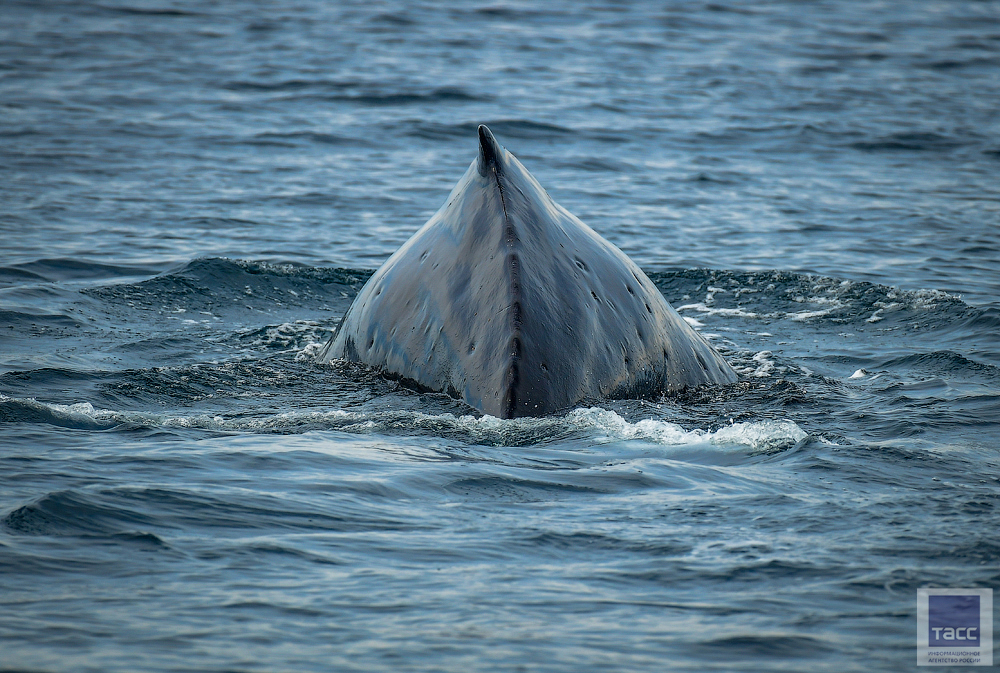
[321,126,738,418]
[477,124,504,177]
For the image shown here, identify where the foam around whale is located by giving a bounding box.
[319,125,737,417]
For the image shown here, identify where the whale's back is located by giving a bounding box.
[320,125,737,417]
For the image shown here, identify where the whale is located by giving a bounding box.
[318,125,737,418]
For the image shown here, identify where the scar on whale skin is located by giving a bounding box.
[318,125,737,418]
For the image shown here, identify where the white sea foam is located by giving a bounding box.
[1,395,806,451]
[675,302,759,319]
[737,350,776,378]
[787,307,835,321]
[785,293,845,321]
[296,341,328,360]
[909,288,961,307]
[565,407,806,450]
[235,320,328,355]
[0,395,113,429]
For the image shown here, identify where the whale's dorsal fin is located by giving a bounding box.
[477,124,504,176]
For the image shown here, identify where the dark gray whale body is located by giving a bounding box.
[319,125,737,418]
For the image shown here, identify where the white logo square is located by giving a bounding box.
[918,588,993,666]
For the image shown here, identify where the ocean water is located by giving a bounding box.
[2,1,999,671]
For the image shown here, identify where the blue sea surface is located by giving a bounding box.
[2,1,999,671]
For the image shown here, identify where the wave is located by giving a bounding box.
[0,308,82,329]
[0,258,165,284]
[94,5,204,17]
[222,77,487,105]
[404,119,576,141]
[82,257,371,319]
[76,258,988,333]
[4,257,995,437]
[0,395,116,430]
[0,392,806,451]
[2,485,407,540]
[650,268,985,331]
[850,131,966,152]
[3,489,161,537]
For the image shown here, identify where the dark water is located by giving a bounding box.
[2,1,999,671]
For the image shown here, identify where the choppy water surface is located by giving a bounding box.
[2,1,999,671]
